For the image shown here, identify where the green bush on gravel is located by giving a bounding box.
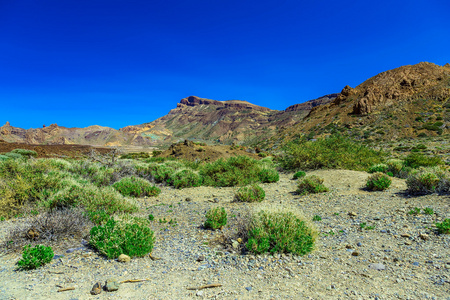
[204,207,227,230]
[89,217,154,258]
[292,171,306,180]
[170,169,202,189]
[17,245,54,270]
[296,175,328,195]
[112,176,160,197]
[366,172,391,191]
[11,149,38,158]
[279,134,385,171]
[235,184,265,202]
[406,167,450,195]
[246,210,316,256]
[436,219,450,234]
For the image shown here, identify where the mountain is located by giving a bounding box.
[271,62,450,144]
[0,94,336,147]
[0,122,153,147]
[119,95,337,145]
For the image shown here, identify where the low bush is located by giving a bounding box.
[296,175,328,195]
[11,149,38,158]
[17,245,54,270]
[89,217,154,258]
[368,164,388,173]
[200,156,278,187]
[292,171,306,180]
[258,168,279,183]
[170,169,202,189]
[436,219,450,234]
[404,153,443,169]
[406,167,450,195]
[279,135,385,171]
[366,172,391,191]
[246,210,316,255]
[235,185,265,202]
[204,207,227,230]
[386,159,408,178]
[112,176,160,197]
[3,152,23,160]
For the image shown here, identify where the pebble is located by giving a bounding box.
[369,263,385,271]
[118,254,131,263]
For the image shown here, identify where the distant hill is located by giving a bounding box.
[267,62,450,146]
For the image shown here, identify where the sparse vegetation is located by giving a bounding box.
[234,184,265,202]
[17,245,54,270]
[204,207,227,230]
[292,171,306,180]
[89,217,154,258]
[246,210,316,256]
[170,169,202,189]
[112,176,160,197]
[436,219,450,234]
[296,175,328,195]
[366,172,391,191]
[406,167,450,194]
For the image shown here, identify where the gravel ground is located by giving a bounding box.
[0,170,449,300]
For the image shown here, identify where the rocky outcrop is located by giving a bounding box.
[285,94,338,112]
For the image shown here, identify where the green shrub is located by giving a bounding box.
[170,169,202,189]
[279,135,385,171]
[368,164,388,173]
[258,168,279,183]
[204,207,227,230]
[423,207,434,215]
[296,175,328,195]
[149,163,178,183]
[436,219,450,234]
[0,154,10,161]
[292,171,306,180]
[89,217,154,258]
[404,153,443,169]
[246,210,316,255]
[386,159,407,177]
[11,149,38,158]
[366,172,391,191]
[406,167,450,194]
[312,215,322,221]
[234,184,265,202]
[86,210,110,225]
[112,176,160,197]
[17,245,54,270]
[200,156,276,187]
[3,152,23,160]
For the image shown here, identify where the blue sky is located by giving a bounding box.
[1,0,449,129]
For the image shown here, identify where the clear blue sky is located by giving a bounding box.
[1,0,449,129]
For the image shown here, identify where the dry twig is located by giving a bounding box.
[57,287,75,292]
[187,284,222,290]
[120,278,150,284]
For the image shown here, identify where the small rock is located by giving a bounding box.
[231,240,239,249]
[213,198,219,203]
[357,242,362,247]
[412,262,420,266]
[405,241,412,245]
[196,290,204,296]
[419,233,429,241]
[90,282,102,295]
[345,245,352,249]
[118,254,131,263]
[197,255,205,262]
[185,197,191,202]
[352,251,360,256]
[401,233,410,238]
[245,286,252,291]
[237,238,242,243]
[369,263,385,271]
[348,212,357,217]
[105,278,119,292]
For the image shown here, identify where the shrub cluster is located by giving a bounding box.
[89,217,154,258]
[436,219,450,234]
[246,210,316,256]
[112,176,160,197]
[292,171,306,180]
[279,135,385,171]
[406,167,450,195]
[204,207,227,230]
[234,185,265,202]
[366,172,391,191]
[296,175,328,195]
[17,245,54,270]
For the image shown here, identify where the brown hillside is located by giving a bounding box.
[272,62,450,144]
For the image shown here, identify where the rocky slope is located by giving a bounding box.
[1,95,336,147]
[120,95,336,146]
[272,62,450,145]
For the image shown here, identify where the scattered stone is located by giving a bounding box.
[405,241,412,245]
[401,233,411,238]
[105,278,119,292]
[348,212,357,217]
[345,245,353,249]
[197,255,205,262]
[419,233,429,241]
[357,242,362,247]
[90,282,102,295]
[237,238,242,243]
[232,240,239,249]
[245,286,252,291]
[352,251,360,256]
[118,254,131,263]
[196,290,204,296]
[369,263,386,271]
